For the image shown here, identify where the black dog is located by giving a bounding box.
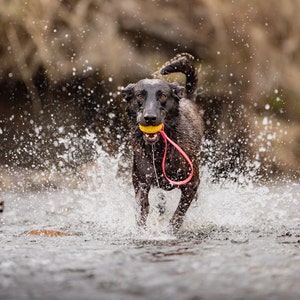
[122,53,203,232]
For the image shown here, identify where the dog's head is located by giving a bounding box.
[122,79,184,143]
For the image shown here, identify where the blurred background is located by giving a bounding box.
[0,0,299,189]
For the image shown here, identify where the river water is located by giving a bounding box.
[1,149,300,300]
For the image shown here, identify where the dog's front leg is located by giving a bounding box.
[134,182,150,228]
[169,182,198,232]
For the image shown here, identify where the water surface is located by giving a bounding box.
[1,155,300,300]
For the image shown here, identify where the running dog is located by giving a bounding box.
[122,53,203,232]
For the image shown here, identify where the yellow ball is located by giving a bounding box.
[138,123,163,134]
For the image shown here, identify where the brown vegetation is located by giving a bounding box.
[0,0,299,181]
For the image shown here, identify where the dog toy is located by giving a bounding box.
[138,123,194,186]
[138,123,163,134]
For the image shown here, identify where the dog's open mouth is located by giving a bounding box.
[138,123,163,144]
[143,132,160,143]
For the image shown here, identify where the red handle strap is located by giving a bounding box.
[159,126,194,186]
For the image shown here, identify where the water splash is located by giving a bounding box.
[2,128,299,242]
[1,114,299,241]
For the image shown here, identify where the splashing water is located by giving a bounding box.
[1,129,300,300]
[1,129,299,239]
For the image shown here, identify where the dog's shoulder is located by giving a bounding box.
[179,98,203,129]
[177,98,203,146]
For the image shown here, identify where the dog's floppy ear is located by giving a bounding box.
[122,83,135,101]
[169,82,184,101]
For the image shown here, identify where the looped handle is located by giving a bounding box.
[159,126,194,186]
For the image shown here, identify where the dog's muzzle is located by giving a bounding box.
[138,124,163,144]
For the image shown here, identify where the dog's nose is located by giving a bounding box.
[144,113,157,125]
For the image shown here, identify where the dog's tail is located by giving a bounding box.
[160,53,198,100]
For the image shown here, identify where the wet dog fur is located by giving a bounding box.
[122,53,203,232]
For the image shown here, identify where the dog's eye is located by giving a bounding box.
[159,94,167,101]
[136,94,144,101]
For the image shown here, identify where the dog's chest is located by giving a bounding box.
[144,146,188,187]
